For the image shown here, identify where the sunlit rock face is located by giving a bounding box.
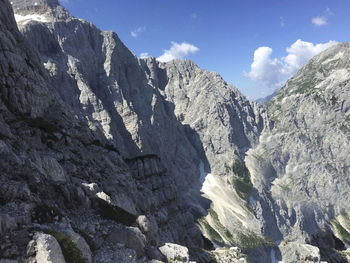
[3,0,350,261]
[1,0,266,261]
[11,0,266,256]
[246,42,350,262]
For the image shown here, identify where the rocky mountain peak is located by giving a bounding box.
[11,0,70,22]
[11,0,58,12]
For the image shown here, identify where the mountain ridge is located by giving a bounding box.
[1,0,350,262]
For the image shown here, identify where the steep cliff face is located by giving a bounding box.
[0,0,207,262]
[141,58,268,249]
[247,43,350,262]
[10,0,267,255]
[1,0,268,262]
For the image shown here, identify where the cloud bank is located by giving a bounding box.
[245,39,338,88]
[157,42,199,63]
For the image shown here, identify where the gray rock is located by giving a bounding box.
[107,227,146,256]
[278,242,320,263]
[159,243,190,263]
[0,214,17,236]
[32,232,66,263]
[55,223,93,263]
[137,215,158,245]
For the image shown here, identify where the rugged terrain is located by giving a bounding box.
[246,42,350,262]
[1,0,350,262]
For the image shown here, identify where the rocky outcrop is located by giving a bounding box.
[246,43,350,262]
[159,243,190,263]
[27,233,66,263]
[9,0,268,257]
[0,0,203,261]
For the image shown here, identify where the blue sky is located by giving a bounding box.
[59,0,350,100]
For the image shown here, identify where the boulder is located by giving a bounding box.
[137,215,158,244]
[159,243,190,263]
[107,227,146,256]
[32,232,66,263]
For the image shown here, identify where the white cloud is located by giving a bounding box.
[312,8,332,26]
[312,17,327,26]
[131,26,146,38]
[245,39,338,88]
[140,52,150,59]
[157,42,199,63]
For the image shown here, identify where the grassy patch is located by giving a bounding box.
[227,160,253,208]
[331,219,350,243]
[237,232,274,250]
[198,217,224,244]
[230,160,250,178]
[43,230,87,263]
[72,226,95,251]
[233,178,253,202]
[208,208,234,241]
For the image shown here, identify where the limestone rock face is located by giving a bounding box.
[278,242,321,263]
[9,0,267,255]
[159,243,190,263]
[246,43,350,262]
[31,232,66,263]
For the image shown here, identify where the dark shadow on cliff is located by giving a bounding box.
[17,11,215,261]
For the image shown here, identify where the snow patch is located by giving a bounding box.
[14,14,50,25]
[200,167,250,228]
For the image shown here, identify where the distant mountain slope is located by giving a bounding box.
[247,42,350,262]
[255,90,278,105]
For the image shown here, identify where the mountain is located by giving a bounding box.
[246,42,350,262]
[1,0,265,262]
[1,0,350,262]
[255,90,278,105]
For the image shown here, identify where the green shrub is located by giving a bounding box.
[331,220,350,243]
[237,232,274,250]
[198,217,224,243]
[44,230,87,263]
[72,226,94,251]
[231,160,250,178]
[234,176,253,201]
